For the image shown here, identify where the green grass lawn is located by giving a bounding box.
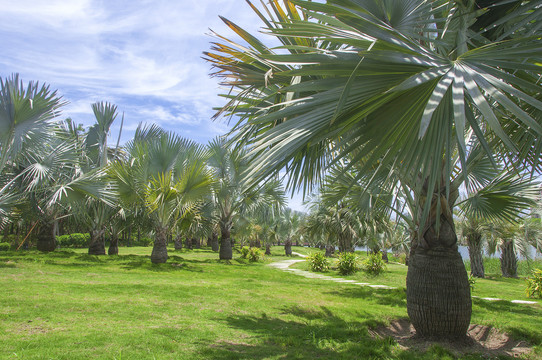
[0,246,541,359]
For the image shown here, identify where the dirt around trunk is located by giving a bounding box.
[370,319,533,358]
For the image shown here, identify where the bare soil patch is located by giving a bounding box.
[370,319,533,358]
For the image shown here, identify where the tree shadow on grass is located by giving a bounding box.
[324,287,407,308]
[198,305,407,360]
[472,298,542,344]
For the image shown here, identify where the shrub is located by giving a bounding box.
[240,246,250,259]
[337,252,360,275]
[307,252,330,272]
[0,242,10,251]
[362,252,386,276]
[56,233,89,248]
[525,268,542,299]
[468,274,476,292]
[248,247,263,262]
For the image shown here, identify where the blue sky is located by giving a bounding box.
[0,0,307,211]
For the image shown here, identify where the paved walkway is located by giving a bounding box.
[270,253,396,290]
[270,252,539,305]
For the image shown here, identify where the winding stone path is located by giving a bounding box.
[269,252,539,305]
[269,252,396,290]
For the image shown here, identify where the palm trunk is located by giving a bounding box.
[284,239,292,256]
[88,229,106,255]
[37,222,56,252]
[185,237,193,250]
[151,227,168,264]
[325,245,334,257]
[265,244,271,255]
[500,239,517,278]
[174,235,183,250]
[407,185,471,339]
[467,234,484,278]
[108,234,119,255]
[219,222,232,260]
[381,250,389,263]
[211,231,219,252]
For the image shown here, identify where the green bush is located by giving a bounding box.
[130,236,153,247]
[337,252,359,275]
[525,268,542,299]
[56,233,89,248]
[240,246,250,259]
[468,274,476,292]
[248,247,263,262]
[307,252,330,272]
[362,252,386,276]
[0,242,10,251]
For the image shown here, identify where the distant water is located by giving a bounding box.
[354,245,542,260]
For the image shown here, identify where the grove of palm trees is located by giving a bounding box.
[1,0,542,359]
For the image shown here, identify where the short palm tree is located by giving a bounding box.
[206,0,542,337]
[207,138,285,260]
[111,126,214,263]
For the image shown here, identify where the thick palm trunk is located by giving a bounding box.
[325,245,334,257]
[407,186,471,339]
[151,227,168,264]
[500,240,517,278]
[185,237,193,250]
[88,229,106,255]
[211,231,219,252]
[174,235,183,250]
[37,222,56,252]
[265,244,271,255]
[467,234,484,278]
[108,234,119,255]
[219,222,232,260]
[284,239,292,256]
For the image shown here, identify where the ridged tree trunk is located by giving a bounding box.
[151,227,168,264]
[174,235,183,250]
[219,221,233,260]
[466,234,484,278]
[265,244,271,255]
[37,222,56,252]
[284,239,292,256]
[194,238,201,249]
[185,237,193,250]
[500,240,517,278]
[108,234,119,255]
[211,231,219,252]
[88,229,106,255]
[407,185,471,339]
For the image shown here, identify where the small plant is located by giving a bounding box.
[240,246,250,259]
[337,252,359,275]
[248,247,263,262]
[362,252,386,276]
[307,252,330,272]
[0,242,10,251]
[468,274,476,292]
[525,268,542,299]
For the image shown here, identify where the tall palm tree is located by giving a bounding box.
[206,0,542,337]
[207,138,285,260]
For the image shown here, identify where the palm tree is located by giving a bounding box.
[457,172,538,278]
[206,0,542,337]
[276,207,302,256]
[207,138,285,260]
[0,74,65,233]
[111,126,213,263]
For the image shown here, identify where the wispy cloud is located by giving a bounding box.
[1,0,307,212]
